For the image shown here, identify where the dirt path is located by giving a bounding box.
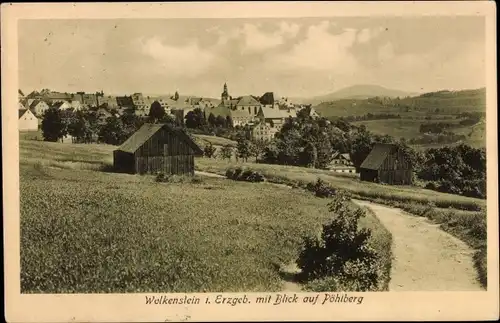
[353,199,483,291]
[195,171,225,178]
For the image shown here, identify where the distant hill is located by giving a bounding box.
[314,87,486,118]
[293,84,418,104]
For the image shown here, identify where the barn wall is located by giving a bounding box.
[133,127,196,175]
[378,149,412,185]
[113,150,135,173]
[136,128,194,157]
[135,155,195,175]
[360,169,378,182]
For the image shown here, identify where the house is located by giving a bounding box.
[359,143,413,185]
[113,123,203,175]
[18,89,25,102]
[251,121,276,141]
[330,152,353,166]
[231,109,254,127]
[256,106,296,132]
[29,100,50,116]
[235,95,262,116]
[52,100,72,110]
[326,152,356,173]
[70,100,83,111]
[96,107,113,123]
[19,109,38,131]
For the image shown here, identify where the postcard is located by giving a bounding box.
[2,1,498,322]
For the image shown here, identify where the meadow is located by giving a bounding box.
[195,158,485,211]
[19,138,391,293]
[351,118,485,149]
[195,157,487,287]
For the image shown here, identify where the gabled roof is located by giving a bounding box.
[204,105,231,118]
[236,95,261,106]
[231,109,253,118]
[360,143,397,170]
[258,106,296,119]
[340,153,351,161]
[51,101,70,109]
[29,99,48,109]
[19,109,28,118]
[116,123,203,155]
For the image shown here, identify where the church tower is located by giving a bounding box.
[221,82,229,101]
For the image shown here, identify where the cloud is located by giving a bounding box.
[137,37,215,77]
[210,21,301,53]
[265,21,358,73]
[377,42,395,62]
[357,27,384,43]
[241,23,284,52]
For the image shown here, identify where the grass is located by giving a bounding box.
[197,158,487,288]
[20,139,391,293]
[350,118,485,149]
[192,134,237,148]
[195,158,485,211]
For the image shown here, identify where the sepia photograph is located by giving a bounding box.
[2,1,498,322]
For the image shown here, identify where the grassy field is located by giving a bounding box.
[196,158,487,288]
[195,158,485,211]
[20,138,391,293]
[350,118,485,149]
[192,134,238,148]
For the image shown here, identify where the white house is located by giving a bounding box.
[53,100,72,110]
[19,109,38,131]
[29,100,50,116]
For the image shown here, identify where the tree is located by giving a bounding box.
[220,144,233,161]
[185,108,207,129]
[207,113,217,127]
[41,107,67,142]
[99,116,126,145]
[251,139,266,162]
[215,115,227,128]
[226,116,233,128]
[297,192,379,291]
[236,137,253,162]
[149,101,165,123]
[174,91,179,101]
[203,143,217,158]
[67,110,90,143]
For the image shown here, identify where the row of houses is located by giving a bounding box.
[205,83,319,142]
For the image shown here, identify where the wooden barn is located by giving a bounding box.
[113,123,203,175]
[359,143,413,185]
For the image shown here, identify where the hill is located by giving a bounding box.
[314,87,486,118]
[294,84,417,104]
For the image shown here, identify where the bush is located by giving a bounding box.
[225,167,265,183]
[306,178,337,198]
[155,172,203,184]
[297,192,380,291]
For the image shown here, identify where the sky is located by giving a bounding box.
[18,17,486,98]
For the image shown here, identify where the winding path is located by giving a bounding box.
[353,199,483,291]
[195,171,482,291]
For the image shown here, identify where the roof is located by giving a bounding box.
[116,123,204,155]
[236,95,261,106]
[205,105,231,118]
[231,109,253,118]
[258,106,296,119]
[340,153,351,161]
[360,143,397,170]
[51,101,69,109]
[29,99,46,109]
[19,109,28,118]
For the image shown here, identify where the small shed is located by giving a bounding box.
[359,143,412,185]
[113,123,203,175]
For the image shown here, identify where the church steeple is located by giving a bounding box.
[221,82,229,101]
